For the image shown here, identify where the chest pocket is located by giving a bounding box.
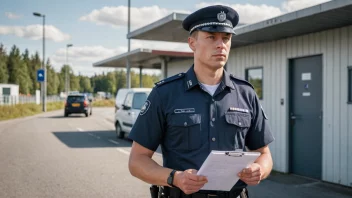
[167,113,202,151]
[224,112,251,150]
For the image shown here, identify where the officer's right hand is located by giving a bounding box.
[173,169,208,195]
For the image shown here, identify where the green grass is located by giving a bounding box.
[92,99,115,107]
[0,102,65,121]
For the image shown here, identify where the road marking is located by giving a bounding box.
[117,148,130,155]
[87,132,101,139]
[77,128,84,131]
[109,139,119,145]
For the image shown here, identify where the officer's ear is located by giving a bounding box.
[188,31,198,52]
[188,37,196,52]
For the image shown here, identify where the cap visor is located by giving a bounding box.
[198,26,236,34]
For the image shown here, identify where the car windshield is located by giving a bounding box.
[67,96,85,103]
[132,92,149,109]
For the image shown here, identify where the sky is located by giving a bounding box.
[0,0,330,77]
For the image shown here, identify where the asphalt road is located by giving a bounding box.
[0,108,161,198]
[0,107,351,198]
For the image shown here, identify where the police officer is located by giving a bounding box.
[128,5,274,198]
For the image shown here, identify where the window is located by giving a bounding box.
[67,95,85,103]
[245,67,263,99]
[349,67,352,103]
[132,92,150,109]
[124,93,133,108]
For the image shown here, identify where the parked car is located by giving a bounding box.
[115,88,152,139]
[64,94,93,117]
[115,88,130,112]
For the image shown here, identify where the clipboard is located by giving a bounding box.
[196,150,260,191]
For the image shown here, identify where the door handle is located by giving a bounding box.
[291,115,297,120]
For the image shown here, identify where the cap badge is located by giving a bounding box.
[217,11,226,22]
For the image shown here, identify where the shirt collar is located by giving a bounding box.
[185,65,235,91]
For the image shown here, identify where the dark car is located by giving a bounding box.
[64,94,92,117]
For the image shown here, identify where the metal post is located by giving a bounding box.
[43,15,46,112]
[65,46,68,95]
[65,44,73,96]
[139,66,142,87]
[126,0,131,88]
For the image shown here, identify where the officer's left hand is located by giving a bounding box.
[237,163,263,186]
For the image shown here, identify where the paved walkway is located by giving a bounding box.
[248,172,352,198]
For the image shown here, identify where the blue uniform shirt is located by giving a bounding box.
[128,65,274,189]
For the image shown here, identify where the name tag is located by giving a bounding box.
[228,107,249,113]
[174,108,195,114]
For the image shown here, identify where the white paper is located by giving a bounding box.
[197,150,260,191]
[302,73,311,81]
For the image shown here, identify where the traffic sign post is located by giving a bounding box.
[37,69,45,82]
[37,69,45,112]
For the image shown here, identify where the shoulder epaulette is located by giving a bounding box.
[230,74,254,89]
[154,73,185,87]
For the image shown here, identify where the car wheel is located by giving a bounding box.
[64,112,68,117]
[115,123,124,139]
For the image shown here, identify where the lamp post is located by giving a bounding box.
[33,12,46,112]
[66,44,73,96]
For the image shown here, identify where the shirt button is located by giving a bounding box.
[212,99,215,102]
[184,122,187,126]
[212,137,216,142]
[212,118,215,122]
[238,122,242,126]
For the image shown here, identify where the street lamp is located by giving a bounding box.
[66,44,73,96]
[33,12,46,112]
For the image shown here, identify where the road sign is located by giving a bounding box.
[37,69,44,82]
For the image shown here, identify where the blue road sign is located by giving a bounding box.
[37,69,45,82]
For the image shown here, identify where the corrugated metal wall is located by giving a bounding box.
[227,25,352,187]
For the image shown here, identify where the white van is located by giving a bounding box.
[115,88,152,139]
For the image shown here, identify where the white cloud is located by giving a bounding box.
[282,0,331,12]
[0,25,71,42]
[5,12,21,19]
[79,5,190,30]
[49,45,126,76]
[49,42,189,76]
[195,3,283,24]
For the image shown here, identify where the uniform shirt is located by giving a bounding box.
[128,65,274,190]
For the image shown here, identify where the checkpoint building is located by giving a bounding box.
[94,1,352,187]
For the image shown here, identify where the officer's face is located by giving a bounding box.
[189,31,232,69]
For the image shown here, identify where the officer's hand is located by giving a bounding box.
[173,169,208,195]
[238,163,263,186]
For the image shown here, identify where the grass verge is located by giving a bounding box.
[0,102,65,121]
[0,99,115,121]
[92,99,115,107]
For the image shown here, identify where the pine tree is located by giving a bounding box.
[0,44,9,83]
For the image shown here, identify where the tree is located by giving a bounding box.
[79,76,93,93]
[28,52,42,94]
[106,72,116,94]
[7,45,31,94]
[0,44,9,83]
[116,70,126,92]
[46,59,60,95]
[70,73,80,92]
